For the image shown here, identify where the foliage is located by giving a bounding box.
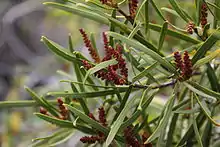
[1,0,220,146]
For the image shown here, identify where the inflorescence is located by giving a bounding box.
[200,3,208,28]
[80,29,128,85]
[80,107,107,144]
[39,98,69,120]
[174,51,193,81]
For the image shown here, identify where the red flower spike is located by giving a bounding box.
[82,60,93,70]
[182,51,193,80]
[129,0,138,19]
[200,3,208,28]
[57,98,63,105]
[80,136,100,144]
[174,51,183,70]
[79,29,101,63]
[186,22,195,34]
[57,98,68,120]
[88,113,98,122]
[124,126,140,147]
[40,107,47,115]
[82,31,128,85]
[98,107,107,126]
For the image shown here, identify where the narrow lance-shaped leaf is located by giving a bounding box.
[132,62,158,82]
[0,100,56,108]
[120,89,158,130]
[192,28,220,64]
[150,0,166,21]
[194,49,220,68]
[47,88,129,98]
[83,59,118,84]
[149,23,201,44]
[65,104,108,134]
[161,7,179,17]
[191,95,204,147]
[168,0,189,22]
[44,2,109,24]
[41,36,81,64]
[104,90,137,147]
[35,113,95,134]
[25,86,59,117]
[184,81,220,100]
[107,32,178,74]
[158,21,168,51]
[48,129,75,146]
[194,94,220,126]
[145,94,175,144]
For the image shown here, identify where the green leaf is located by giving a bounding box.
[44,2,109,24]
[161,7,179,17]
[83,59,118,84]
[191,96,203,147]
[68,34,74,53]
[107,32,177,74]
[35,113,75,128]
[120,89,158,129]
[206,63,220,92]
[149,23,201,44]
[194,49,220,68]
[35,113,95,134]
[104,90,137,147]
[192,28,220,64]
[150,0,166,21]
[48,88,128,98]
[168,0,189,22]
[158,21,168,51]
[41,36,81,64]
[0,100,56,108]
[132,62,158,82]
[194,94,220,126]
[65,104,108,133]
[25,86,59,117]
[145,94,175,144]
[184,81,220,100]
[48,129,75,146]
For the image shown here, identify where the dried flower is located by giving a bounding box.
[79,29,100,63]
[129,0,138,19]
[200,3,208,28]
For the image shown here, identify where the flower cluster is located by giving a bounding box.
[57,98,68,120]
[200,3,208,28]
[81,31,128,85]
[174,51,193,81]
[124,126,152,147]
[79,29,100,63]
[39,98,68,120]
[186,22,195,34]
[80,107,107,144]
[129,0,138,19]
